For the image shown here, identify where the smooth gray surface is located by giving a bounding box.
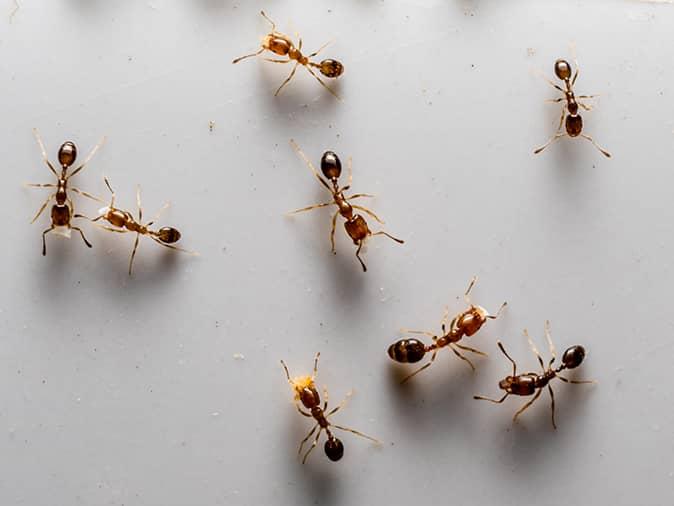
[1,1,673,505]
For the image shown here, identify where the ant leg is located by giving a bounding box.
[296,403,312,418]
[264,58,292,64]
[512,388,542,424]
[260,10,276,31]
[25,183,56,189]
[312,352,320,378]
[289,139,332,191]
[330,210,339,254]
[355,240,367,272]
[274,62,299,96]
[287,201,333,215]
[305,65,341,101]
[136,185,143,222]
[71,227,92,249]
[149,236,199,255]
[352,205,384,224]
[32,129,59,177]
[322,386,329,411]
[539,72,565,93]
[464,276,477,304]
[70,187,104,203]
[474,393,509,403]
[301,427,324,464]
[128,233,141,276]
[280,360,292,381]
[524,328,545,371]
[147,202,171,227]
[454,343,488,357]
[548,385,557,429]
[42,226,55,255]
[545,97,565,104]
[68,136,106,178]
[73,213,103,222]
[232,47,264,64]
[400,329,435,337]
[327,390,353,416]
[331,424,379,444]
[370,231,404,244]
[308,40,333,58]
[497,341,517,376]
[486,301,508,320]
[298,424,318,456]
[557,376,597,385]
[347,193,375,200]
[440,306,449,333]
[97,225,128,234]
[580,134,611,158]
[102,177,116,207]
[544,320,557,367]
[534,132,566,155]
[578,102,593,112]
[449,343,476,371]
[571,44,580,86]
[400,348,437,384]
[31,194,53,224]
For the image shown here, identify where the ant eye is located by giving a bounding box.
[58,142,78,167]
[320,151,342,179]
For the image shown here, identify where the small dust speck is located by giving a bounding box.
[233,353,245,360]
[209,120,215,132]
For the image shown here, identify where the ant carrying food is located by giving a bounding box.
[288,139,404,272]
[534,57,611,158]
[473,321,595,429]
[388,277,507,383]
[26,129,105,255]
[75,178,196,275]
[233,11,344,99]
[281,352,379,464]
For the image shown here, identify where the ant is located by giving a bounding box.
[473,321,595,429]
[232,11,344,99]
[534,57,610,158]
[281,352,378,464]
[288,139,404,272]
[26,129,105,256]
[388,277,507,383]
[75,178,196,275]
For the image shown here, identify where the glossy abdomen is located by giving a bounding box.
[388,339,426,363]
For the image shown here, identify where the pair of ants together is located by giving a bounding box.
[27,130,194,275]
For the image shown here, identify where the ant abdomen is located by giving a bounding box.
[157,227,181,243]
[562,345,585,369]
[324,437,344,461]
[319,59,344,78]
[388,338,427,363]
[58,141,77,167]
[566,115,583,137]
[320,151,342,179]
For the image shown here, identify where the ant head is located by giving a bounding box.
[324,436,344,461]
[156,227,181,244]
[554,59,572,80]
[319,59,344,78]
[320,151,342,180]
[562,345,585,369]
[499,376,514,393]
[58,141,78,168]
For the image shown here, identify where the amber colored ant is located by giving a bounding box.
[288,139,404,272]
[534,57,611,158]
[281,352,379,464]
[388,277,507,383]
[75,178,196,275]
[26,129,105,255]
[232,11,344,99]
[474,321,595,429]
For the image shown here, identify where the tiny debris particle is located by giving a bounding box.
[527,48,536,57]
[209,120,215,132]
[233,353,245,360]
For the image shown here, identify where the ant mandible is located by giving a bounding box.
[232,11,344,99]
[473,321,595,429]
[75,178,196,275]
[26,129,105,255]
[534,57,611,158]
[388,277,507,383]
[288,139,404,272]
[281,352,379,464]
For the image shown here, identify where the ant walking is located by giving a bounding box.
[233,11,344,99]
[75,178,196,275]
[534,57,611,158]
[26,129,105,255]
[281,352,379,464]
[388,277,507,383]
[473,321,595,429]
[288,139,404,272]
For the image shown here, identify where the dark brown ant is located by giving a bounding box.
[26,129,105,255]
[281,352,379,464]
[388,277,507,383]
[288,139,404,272]
[75,178,197,275]
[232,11,344,99]
[534,57,611,158]
[474,321,595,429]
